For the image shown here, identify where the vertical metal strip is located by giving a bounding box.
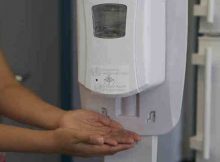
[60,0,73,162]
[203,48,212,159]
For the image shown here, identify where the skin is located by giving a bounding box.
[0,50,141,157]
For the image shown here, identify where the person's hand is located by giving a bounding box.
[58,109,141,146]
[52,128,134,157]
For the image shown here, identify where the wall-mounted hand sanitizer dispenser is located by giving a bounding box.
[78,0,166,97]
[77,0,188,161]
[77,0,188,135]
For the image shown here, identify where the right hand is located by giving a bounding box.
[52,128,135,157]
[58,110,141,146]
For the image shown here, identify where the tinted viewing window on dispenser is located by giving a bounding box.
[92,4,127,38]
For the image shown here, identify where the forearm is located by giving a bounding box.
[0,83,65,129]
[0,51,65,129]
[0,124,57,153]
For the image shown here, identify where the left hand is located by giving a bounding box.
[52,128,135,157]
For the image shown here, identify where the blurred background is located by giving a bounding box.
[0,0,219,162]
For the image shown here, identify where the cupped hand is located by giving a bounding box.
[53,128,134,157]
[58,109,141,146]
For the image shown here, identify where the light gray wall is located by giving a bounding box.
[155,1,198,162]
[0,0,61,162]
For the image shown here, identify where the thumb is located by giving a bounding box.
[75,133,104,145]
[88,135,104,145]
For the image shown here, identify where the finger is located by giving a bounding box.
[93,144,134,156]
[74,132,104,145]
[110,120,123,129]
[103,137,118,146]
[98,115,123,129]
[84,126,112,135]
[88,135,104,145]
[106,130,136,144]
[126,130,142,142]
[76,144,134,156]
[86,132,119,146]
[110,144,134,154]
[113,136,134,144]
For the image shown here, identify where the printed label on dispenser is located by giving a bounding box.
[91,66,129,94]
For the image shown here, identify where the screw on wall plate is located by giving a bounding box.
[15,73,31,83]
[147,111,156,123]
[101,107,109,118]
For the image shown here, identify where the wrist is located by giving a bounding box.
[42,104,66,130]
[39,130,61,153]
[50,128,81,155]
[49,128,74,155]
[52,108,66,129]
[29,130,62,154]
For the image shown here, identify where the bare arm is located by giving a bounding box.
[0,124,134,156]
[0,124,56,153]
[0,50,65,129]
[0,50,140,155]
